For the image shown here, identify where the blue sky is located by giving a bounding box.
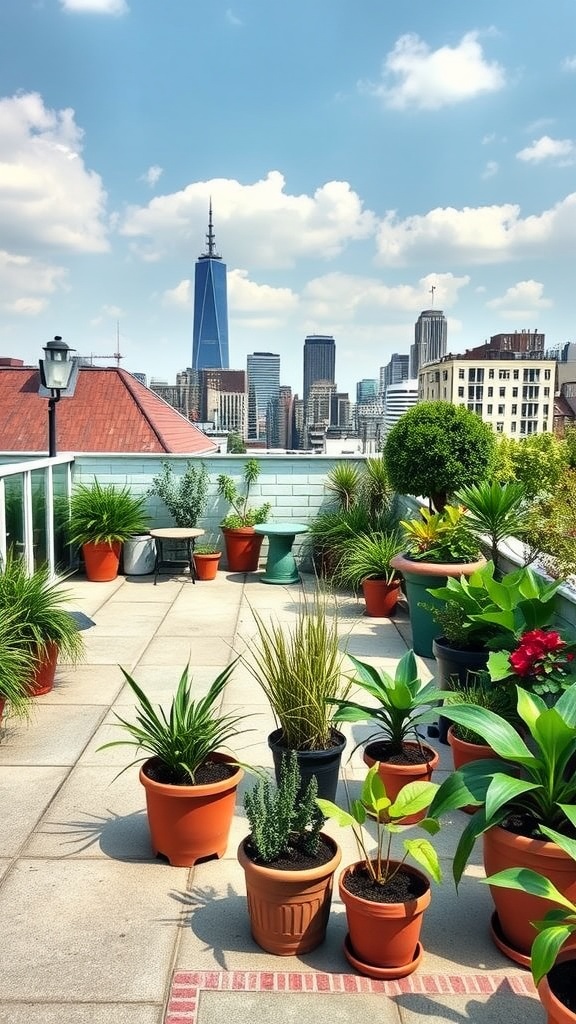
[1,0,576,398]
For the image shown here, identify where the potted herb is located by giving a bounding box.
[237,751,341,955]
[192,544,222,581]
[335,529,404,617]
[427,683,576,965]
[68,479,150,581]
[0,607,36,722]
[0,556,84,695]
[328,650,444,823]
[216,459,271,571]
[318,763,442,978]
[98,659,246,866]
[241,588,350,800]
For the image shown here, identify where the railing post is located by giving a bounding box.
[23,469,34,574]
[0,478,5,570]
[45,463,55,577]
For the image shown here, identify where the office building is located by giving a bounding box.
[246,352,280,443]
[199,368,247,436]
[191,201,229,371]
[380,354,409,396]
[410,309,447,379]
[303,335,335,406]
[356,379,378,405]
[383,380,419,437]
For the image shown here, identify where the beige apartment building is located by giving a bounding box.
[418,332,556,436]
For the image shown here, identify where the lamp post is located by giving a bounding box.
[39,336,76,457]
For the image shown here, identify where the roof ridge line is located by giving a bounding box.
[118,368,171,452]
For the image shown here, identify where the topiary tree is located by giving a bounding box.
[383,401,495,512]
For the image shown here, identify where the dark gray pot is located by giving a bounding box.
[267,728,346,802]
[432,636,490,744]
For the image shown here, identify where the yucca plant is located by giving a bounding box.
[67,479,150,546]
[0,607,36,717]
[242,589,350,750]
[325,463,362,512]
[455,479,528,569]
[0,555,84,664]
[98,658,247,783]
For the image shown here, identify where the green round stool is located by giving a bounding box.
[254,523,309,584]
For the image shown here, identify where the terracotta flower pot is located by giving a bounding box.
[27,642,59,697]
[0,697,5,725]
[339,861,431,977]
[222,527,264,573]
[364,740,439,824]
[538,952,576,1024]
[447,726,496,814]
[361,578,401,617]
[484,825,576,963]
[237,833,341,955]
[82,541,121,582]
[139,752,243,867]
[193,552,221,581]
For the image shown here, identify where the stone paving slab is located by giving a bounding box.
[0,705,107,766]
[81,633,151,667]
[0,766,70,855]
[40,663,126,705]
[138,636,236,667]
[0,1004,163,1024]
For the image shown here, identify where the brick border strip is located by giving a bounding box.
[166,971,537,1024]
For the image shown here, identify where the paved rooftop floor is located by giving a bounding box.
[0,568,541,1023]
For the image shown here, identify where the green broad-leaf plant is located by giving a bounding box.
[427,682,576,886]
[318,762,442,887]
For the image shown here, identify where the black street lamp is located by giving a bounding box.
[39,336,76,457]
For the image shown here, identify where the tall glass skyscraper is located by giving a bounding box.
[303,335,335,405]
[410,309,447,379]
[247,351,280,442]
[192,202,229,371]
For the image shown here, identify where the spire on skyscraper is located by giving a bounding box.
[200,198,221,261]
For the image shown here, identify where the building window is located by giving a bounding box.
[511,404,517,415]
[487,386,493,397]
[499,370,510,380]
[523,385,540,400]
[523,368,540,383]
[544,369,551,380]
[468,386,483,400]
[544,387,550,397]
[512,387,518,397]
[513,369,519,380]
[496,422,504,433]
[458,386,464,398]
[458,368,465,379]
[488,368,495,379]
[499,387,506,397]
[487,404,493,414]
[510,421,517,432]
[543,422,548,431]
[443,388,447,398]
[442,370,448,381]
[468,368,484,382]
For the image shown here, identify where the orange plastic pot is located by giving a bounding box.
[222,527,263,573]
[339,861,431,976]
[27,642,58,696]
[364,741,439,824]
[447,726,496,814]
[361,579,401,617]
[139,753,243,867]
[538,952,576,1024]
[193,552,221,581]
[484,826,576,961]
[82,541,121,582]
[237,834,341,955]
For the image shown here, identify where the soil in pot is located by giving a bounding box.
[364,739,439,824]
[545,960,576,1017]
[342,864,428,903]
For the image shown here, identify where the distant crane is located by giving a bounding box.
[78,320,124,367]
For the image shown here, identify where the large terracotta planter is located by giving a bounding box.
[339,861,431,978]
[362,578,401,617]
[193,552,222,581]
[364,740,439,824]
[27,642,59,696]
[538,952,576,1024]
[484,825,576,963]
[237,833,341,955]
[82,541,122,582]
[139,752,243,867]
[222,527,264,573]
[390,553,486,657]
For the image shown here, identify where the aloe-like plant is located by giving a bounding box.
[244,751,324,863]
[428,683,576,885]
[149,461,209,528]
[318,762,442,886]
[98,658,246,783]
[482,805,576,985]
[217,459,271,528]
[335,529,404,588]
[68,479,150,546]
[328,650,445,756]
[0,555,84,664]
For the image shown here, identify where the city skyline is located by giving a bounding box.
[1,1,576,397]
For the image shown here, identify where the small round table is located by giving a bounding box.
[254,523,309,585]
[149,528,205,584]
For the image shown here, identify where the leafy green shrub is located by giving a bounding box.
[243,751,324,863]
[149,461,209,528]
[524,468,576,579]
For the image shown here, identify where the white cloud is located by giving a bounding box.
[0,92,109,254]
[60,0,128,13]
[140,165,163,187]
[487,279,552,316]
[482,160,499,179]
[562,55,576,72]
[162,280,192,309]
[375,193,576,265]
[517,135,575,164]
[228,269,298,314]
[363,31,506,110]
[120,171,375,268]
[302,271,469,321]
[0,250,68,315]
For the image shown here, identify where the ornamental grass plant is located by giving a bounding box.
[0,607,36,717]
[68,479,150,546]
[335,529,404,589]
[0,555,84,665]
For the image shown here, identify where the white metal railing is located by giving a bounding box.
[0,455,74,575]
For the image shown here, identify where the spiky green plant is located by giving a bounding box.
[98,658,246,783]
[244,751,324,863]
[325,463,362,512]
[217,459,271,528]
[0,608,35,717]
[149,461,209,528]
[455,479,528,569]
[0,555,84,664]
[68,479,150,546]
[335,529,403,589]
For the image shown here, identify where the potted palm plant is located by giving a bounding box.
[427,682,576,965]
[0,556,84,695]
[68,479,150,581]
[98,658,246,866]
[0,607,36,723]
[335,529,404,617]
[241,588,350,800]
[237,751,341,955]
[329,650,444,823]
[318,763,442,978]
[216,459,271,572]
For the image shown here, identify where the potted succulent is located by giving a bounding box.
[98,658,246,866]
[0,607,36,723]
[68,479,150,581]
[192,544,222,581]
[237,751,341,955]
[318,763,442,978]
[0,556,84,696]
[328,650,444,824]
[241,588,350,800]
[483,806,576,1022]
[217,459,271,572]
[335,529,404,617]
[427,683,576,965]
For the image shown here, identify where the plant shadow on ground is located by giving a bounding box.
[393,986,539,1024]
[37,809,152,861]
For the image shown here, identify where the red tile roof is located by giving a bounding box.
[0,366,217,454]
